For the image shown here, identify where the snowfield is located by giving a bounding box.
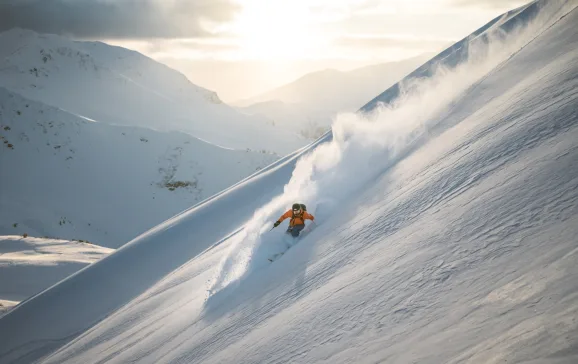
[0,88,280,248]
[0,28,306,155]
[0,235,112,314]
[0,27,309,248]
[1,0,578,363]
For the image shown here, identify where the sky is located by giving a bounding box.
[0,0,529,102]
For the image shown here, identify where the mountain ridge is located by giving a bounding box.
[0,27,306,154]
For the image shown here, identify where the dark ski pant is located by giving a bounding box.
[287,224,305,237]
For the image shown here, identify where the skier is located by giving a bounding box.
[273,203,315,237]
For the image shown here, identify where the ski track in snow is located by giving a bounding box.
[1,1,578,363]
[207,0,578,297]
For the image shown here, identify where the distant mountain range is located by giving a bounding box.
[235,53,436,138]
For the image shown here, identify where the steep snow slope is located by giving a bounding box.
[0,89,279,247]
[0,29,306,154]
[1,1,578,363]
[362,0,569,111]
[0,235,113,312]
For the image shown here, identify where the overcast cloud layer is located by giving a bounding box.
[0,0,239,38]
[0,0,529,39]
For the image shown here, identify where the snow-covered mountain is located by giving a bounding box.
[0,235,113,314]
[1,1,578,363]
[0,88,279,247]
[236,54,434,138]
[0,28,306,154]
[238,99,329,139]
[238,54,434,109]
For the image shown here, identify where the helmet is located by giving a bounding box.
[292,203,302,212]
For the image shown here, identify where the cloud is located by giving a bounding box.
[0,0,240,39]
[448,0,530,9]
[119,37,242,60]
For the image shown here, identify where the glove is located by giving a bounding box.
[273,221,281,227]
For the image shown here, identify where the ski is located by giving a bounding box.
[267,223,317,263]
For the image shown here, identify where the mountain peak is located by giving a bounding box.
[0,29,306,154]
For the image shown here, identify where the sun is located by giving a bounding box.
[230,0,320,60]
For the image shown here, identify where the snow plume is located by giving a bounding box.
[207,3,565,295]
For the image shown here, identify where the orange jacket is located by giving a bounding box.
[277,210,315,227]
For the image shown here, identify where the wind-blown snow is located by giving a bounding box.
[208,0,574,294]
[361,0,569,112]
[1,1,578,363]
[236,54,434,139]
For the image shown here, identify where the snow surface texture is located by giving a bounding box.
[0,29,306,155]
[0,235,113,314]
[0,89,280,248]
[1,0,578,363]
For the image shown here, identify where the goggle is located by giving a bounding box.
[293,209,302,213]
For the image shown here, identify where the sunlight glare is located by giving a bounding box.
[231,0,322,60]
